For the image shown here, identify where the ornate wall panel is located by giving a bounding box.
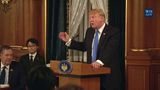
[126,0,160,90]
[0,0,46,56]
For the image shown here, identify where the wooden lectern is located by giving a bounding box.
[50,60,111,90]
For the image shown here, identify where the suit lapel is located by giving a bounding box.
[85,28,95,63]
[0,61,13,84]
[98,25,109,52]
[33,54,39,63]
[87,28,95,52]
[8,63,14,84]
[26,54,30,61]
[28,54,37,63]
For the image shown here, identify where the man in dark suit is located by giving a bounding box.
[19,38,45,75]
[59,9,124,90]
[0,45,26,90]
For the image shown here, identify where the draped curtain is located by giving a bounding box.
[47,0,67,63]
[67,0,88,62]
[108,0,125,89]
[68,0,88,38]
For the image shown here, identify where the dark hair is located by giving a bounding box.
[27,65,57,90]
[0,45,12,53]
[26,38,39,46]
[57,84,84,90]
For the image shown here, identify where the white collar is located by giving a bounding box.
[29,52,37,57]
[98,23,106,34]
[1,62,10,69]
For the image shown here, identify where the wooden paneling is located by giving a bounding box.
[11,46,28,61]
[59,76,100,90]
[150,65,160,90]
[126,0,160,57]
[0,0,45,56]
[126,0,160,90]
[127,65,149,90]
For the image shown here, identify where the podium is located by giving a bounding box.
[50,60,111,90]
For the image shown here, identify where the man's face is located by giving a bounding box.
[0,49,13,66]
[27,42,39,54]
[89,13,104,29]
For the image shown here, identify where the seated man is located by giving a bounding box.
[0,45,26,90]
[19,38,45,75]
[27,65,57,90]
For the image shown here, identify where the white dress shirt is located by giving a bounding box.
[0,62,10,84]
[29,52,37,61]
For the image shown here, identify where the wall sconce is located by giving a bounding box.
[0,0,12,13]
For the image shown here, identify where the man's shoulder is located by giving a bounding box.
[21,54,29,57]
[105,25,120,35]
[106,25,119,31]
[19,54,29,62]
[10,61,22,68]
[36,54,44,58]
[86,27,94,34]
[35,54,45,61]
[21,54,29,58]
[11,61,18,65]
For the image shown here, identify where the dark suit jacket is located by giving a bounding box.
[69,25,123,90]
[19,53,45,75]
[0,61,26,90]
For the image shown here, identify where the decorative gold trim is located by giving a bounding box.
[125,0,128,56]
[131,48,160,52]
[10,45,27,50]
[148,48,160,51]
[44,0,47,62]
[131,49,148,52]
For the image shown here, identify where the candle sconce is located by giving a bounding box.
[0,0,12,13]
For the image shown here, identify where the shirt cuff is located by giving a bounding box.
[96,60,104,66]
[65,38,72,46]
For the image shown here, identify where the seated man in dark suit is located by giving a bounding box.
[19,38,45,75]
[0,45,26,90]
